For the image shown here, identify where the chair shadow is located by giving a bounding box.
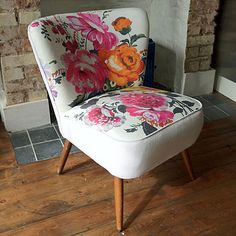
[123,179,163,229]
[123,156,196,229]
[123,144,236,229]
[62,159,94,174]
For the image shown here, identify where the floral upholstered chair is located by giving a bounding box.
[28,8,203,231]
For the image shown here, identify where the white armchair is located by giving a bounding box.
[28,8,203,231]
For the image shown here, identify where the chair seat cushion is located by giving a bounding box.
[63,86,202,142]
[60,86,203,179]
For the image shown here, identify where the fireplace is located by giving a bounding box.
[0,0,219,131]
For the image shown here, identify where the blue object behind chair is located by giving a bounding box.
[143,38,155,87]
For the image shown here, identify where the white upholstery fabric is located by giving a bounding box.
[28,8,203,179]
[61,106,203,179]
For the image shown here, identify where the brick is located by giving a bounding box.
[185,60,199,73]
[31,77,45,90]
[15,0,40,10]
[187,35,215,47]
[28,89,47,101]
[1,0,42,106]
[200,58,211,70]
[201,12,217,25]
[0,12,17,26]
[186,47,199,58]
[6,91,27,105]
[189,9,217,15]
[0,26,19,42]
[188,13,202,25]
[24,64,40,79]
[5,78,35,93]
[188,12,217,25]
[186,0,219,73]
[1,53,37,68]
[0,37,33,56]
[3,67,24,81]
[6,88,46,106]
[188,24,201,36]
[18,24,29,39]
[199,45,213,56]
[190,0,220,11]
[0,38,20,56]
[201,23,215,35]
[0,0,15,12]
[5,77,44,93]
[21,38,33,52]
[18,10,40,24]
[6,76,44,90]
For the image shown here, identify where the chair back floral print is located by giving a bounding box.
[28,8,149,117]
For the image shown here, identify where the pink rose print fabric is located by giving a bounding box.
[84,106,126,131]
[63,50,108,93]
[67,13,118,50]
[64,87,202,141]
[116,93,174,127]
[29,9,148,109]
[118,93,167,108]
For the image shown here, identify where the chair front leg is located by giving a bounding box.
[57,139,72,175]
[181,149,195,181]
[114,176,124,232]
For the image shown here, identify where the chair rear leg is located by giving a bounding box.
[58,140,72,175]
[114,176,124,232]
[181,149,195,181]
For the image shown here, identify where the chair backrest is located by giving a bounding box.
[28,8,149,120]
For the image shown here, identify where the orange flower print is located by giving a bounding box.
[112,17,132,35]
[99,44,144,86]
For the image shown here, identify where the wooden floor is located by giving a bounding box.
[0,118,236,236]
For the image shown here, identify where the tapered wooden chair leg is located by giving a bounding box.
[57,140,72,175]
[114,176,124,232]
[181,149,195,181]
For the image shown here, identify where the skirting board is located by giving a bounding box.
[215,75,236,102]
[1,99,50,132]
[183,69,216,96]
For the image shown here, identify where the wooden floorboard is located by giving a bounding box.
[0,118,236,235]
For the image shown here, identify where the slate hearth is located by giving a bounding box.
[10,123,79,165]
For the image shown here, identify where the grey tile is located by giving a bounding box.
[61,138,80,154]
[201,93,225,105]
[28,126,59,143]
[10,131,30,148]
[71,144,80,154]
[54,125,63,138]
[34,140,63,160]
[194,96,213,108]
[203,106,229,121]
[204,115,210,123]
[217,103,236,116]
[15,146,36,164]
